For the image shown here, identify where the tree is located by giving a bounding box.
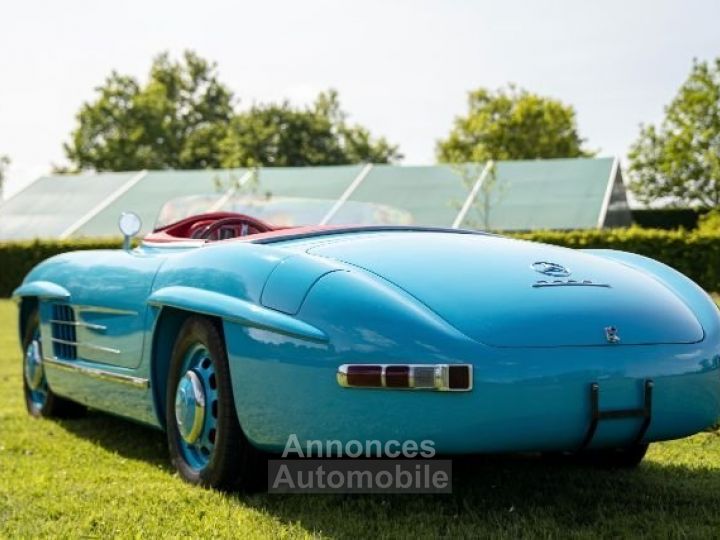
[64,51,234,171]
[628,58,720,207]
[437,84,592,163]
[218,90,400,167]
[450,162,506,230]
[64,52,400,171]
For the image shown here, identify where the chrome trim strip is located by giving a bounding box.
[532,281,611,288]
[337,364,349,387]
[337,363,473,392]
[49,319,107,331]
[50,337,120,355]
[43,357,149,389]
[75,305,139,316]
[434,365,447,390]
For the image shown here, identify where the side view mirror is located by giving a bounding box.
[118,212,142,250]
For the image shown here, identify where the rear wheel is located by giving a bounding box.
[166,316,263,491]
[580,444,649,469]
[22,309,84,418]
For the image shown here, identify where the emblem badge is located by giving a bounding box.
[605,326,620,344]
[531,261,571,277]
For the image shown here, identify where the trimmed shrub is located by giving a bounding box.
[630,208,709,230]
[512,228,720,292]
[1,228,720,297]
[0,238,122,297]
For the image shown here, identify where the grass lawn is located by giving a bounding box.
[2,299,720,538]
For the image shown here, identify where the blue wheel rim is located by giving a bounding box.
[175,343,219,472]
[24,328,48,409]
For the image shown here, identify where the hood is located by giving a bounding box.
[307,232,704,347]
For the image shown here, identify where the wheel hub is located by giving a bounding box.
[24,339,44,391]
[174,370,206,444]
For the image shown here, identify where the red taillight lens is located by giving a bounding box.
[385,365,410,388]
[345,365,382,387]
[448,365,470,390]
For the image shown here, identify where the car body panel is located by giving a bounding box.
[306,233,704,347]
[225,267,720,453]
[13,227,720,455]
[18,250,166,369]
[260,255,339,315]
[148,285,328,342]
[13,280,70,301]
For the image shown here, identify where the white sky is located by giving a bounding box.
[1,0,719,198]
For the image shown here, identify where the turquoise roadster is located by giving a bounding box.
[14,209,720,490]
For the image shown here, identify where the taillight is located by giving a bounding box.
[337,364,472,392]
[345,365,382,387]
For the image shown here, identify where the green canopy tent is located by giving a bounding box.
[0,157,631,240]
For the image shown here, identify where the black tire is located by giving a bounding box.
[579,443,649,469]
[22,309,85,418]
[166,316,264,491]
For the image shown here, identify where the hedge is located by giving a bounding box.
[512,228,720,292]
[0,238,122,298]
[631,208,710,230]
[2,228,720,297]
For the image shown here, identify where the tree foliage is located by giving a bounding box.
[65,51,234,170]
[437,85,592,163]
[628,58,720,207]
[63,52,399,171]
[698,208,720,232]
[219,90,400,167]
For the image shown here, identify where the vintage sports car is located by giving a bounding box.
[14,209,720,490]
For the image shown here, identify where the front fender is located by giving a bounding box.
[12,280,70,302]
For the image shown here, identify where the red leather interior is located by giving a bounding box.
[145,212,277,243]
[144,212,342,244]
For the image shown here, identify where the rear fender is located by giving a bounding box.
[147,286,328,343]
[584,249,720,338]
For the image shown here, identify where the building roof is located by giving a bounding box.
[0,157,630,240]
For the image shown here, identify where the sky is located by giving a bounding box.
[1,0,719,198]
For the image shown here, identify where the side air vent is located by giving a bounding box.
[50,304,77,359]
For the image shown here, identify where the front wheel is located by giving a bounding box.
[22,309,84,418]
[166,316,263,491]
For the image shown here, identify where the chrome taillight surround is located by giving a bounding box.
[336,364,473,392]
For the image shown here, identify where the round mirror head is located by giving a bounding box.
[118,212,142,237]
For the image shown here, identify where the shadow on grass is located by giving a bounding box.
[242,456,720,536]
[55,409,169,469]
[53,410,720,535]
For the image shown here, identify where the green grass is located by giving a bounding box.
[2,299,720,538]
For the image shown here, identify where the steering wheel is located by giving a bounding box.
[197,216,273,241]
